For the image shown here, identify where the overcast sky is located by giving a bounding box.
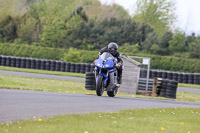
[100,0,200,35]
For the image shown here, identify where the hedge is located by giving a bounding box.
[1,43,200,73]
[0,43,67,60]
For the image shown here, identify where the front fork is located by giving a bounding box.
[95,67,109,87]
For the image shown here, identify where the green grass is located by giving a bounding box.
[0,75,200,103]
[0,108,200,133]
[179,83,200,89]
[0,66,85,78]
[2,66,200,89]
[0,75,90,94]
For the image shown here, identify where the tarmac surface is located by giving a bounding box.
[1,89,200,122]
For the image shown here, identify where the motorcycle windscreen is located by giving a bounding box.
[100,52,114,61]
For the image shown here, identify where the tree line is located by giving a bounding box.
[0,0,200,59]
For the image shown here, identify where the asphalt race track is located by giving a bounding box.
[1,89,200,122]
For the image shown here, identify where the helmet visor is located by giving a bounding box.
[109,48,117,54]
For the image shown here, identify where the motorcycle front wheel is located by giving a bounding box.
[96,75,104,96]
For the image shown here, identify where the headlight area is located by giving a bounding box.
[103,64,109,68]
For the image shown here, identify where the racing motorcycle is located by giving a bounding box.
[94,52,120,97]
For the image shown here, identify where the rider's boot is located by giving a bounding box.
[118,75,122,84]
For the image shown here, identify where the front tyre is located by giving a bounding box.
[96,75,104,96]
[107,87,118,97]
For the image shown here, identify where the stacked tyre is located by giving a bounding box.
[85,72,96,90]
[182,73,188,84]
[75,63,81,73]
[20,58,26,68]
[194,74,200,85]
[10,57,16,67]
[160,79,168,97]
[161,79,178,99]
[70,63,75,73]
[167,72,173,80]
[140,69,147,78]
[85,64,91,73]
[80,63,86,74]
[188,74,194,84]
[65,62,71,72]
[60,62,66,72]
[90,64,95,72]
[16,57,21,68]
[177,73,183,83]
[6,56,11,67]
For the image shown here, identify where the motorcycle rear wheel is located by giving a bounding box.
[107,87,118,97]
[96,75,104,96]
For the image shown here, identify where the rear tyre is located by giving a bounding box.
[96,75,104,96]
[107,87,118,97]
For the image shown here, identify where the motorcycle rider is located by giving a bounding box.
[99,42,123,84]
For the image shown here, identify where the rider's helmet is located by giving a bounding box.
[108,42,118,55]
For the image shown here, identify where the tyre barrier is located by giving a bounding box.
[85,72,96,90]
[172,72,178,81]
[65,62,71,72]
[157,71,162,78]
[11,57,16,67]
[80,63,86,74]
[20,58,26,68]
[165,80,178,99]
[194,74,200,85]
[25,58,31,69]
[60,61,65,72]
[50,60,56,71]
[167,72,173,80]
[161,71,167,79]
[40,60,46,70]
[159,79,178,99]
[16,57,21,68]
[1,55,200,86]
[182,73,188,84]
[177,73,183,83]
[139,69,200,85]
[55,61,61,71]
[1,56,6,66]
[45,60,51,71]
[90,64,95,72]
[188,74,194,84]
[31,59,36,69]
[70,63,75,73]
[6,56,11,67]
[85,63,91,73]
[75,63,81,73]
[140,69,147,78]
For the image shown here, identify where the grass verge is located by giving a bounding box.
[2,66,200,89]
[0,66,85,78]
[0,108,200,133]
[0,75,200,103]
[179,83,200,89]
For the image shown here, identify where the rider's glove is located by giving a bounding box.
[116,62,122,68]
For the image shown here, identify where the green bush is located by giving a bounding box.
[0,43,67,60]
[61,48,98,63]
[128,53,200,73]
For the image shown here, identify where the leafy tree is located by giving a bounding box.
[133,0,176,37]
[189,36,200,58]
[169,31,186,54]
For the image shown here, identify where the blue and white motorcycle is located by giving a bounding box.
[94,52,120,97]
